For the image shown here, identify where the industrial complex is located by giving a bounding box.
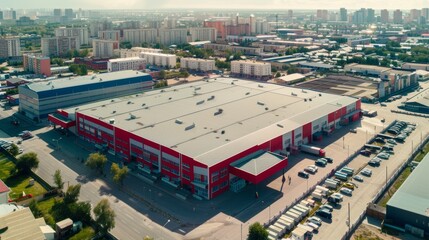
[18,70,153,121]
[385,152,429,237]
[49,78,361,200]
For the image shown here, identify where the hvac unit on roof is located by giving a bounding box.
[109,119,115,124]
[291,92,297,96]
[214,108,223,116]
[258,84,263,88]
[309,98,312,101]
[207,95,215,101]
[195,87,201,91]
[129,114,136,119]
[175,119,183,124]
[141,103,146,107]
[99,78,102,81]
[319,93,322,96]
[111,99,115,102]
[277,124,284,128]
[196,100,205,105]
[302,89,307,93]
[112,110,116,114]
[185,123,195,131]
[127,101,132,104]
[257,101,265,106]
[245,92,250,95]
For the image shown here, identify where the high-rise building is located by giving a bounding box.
[89,20,113,37]
[55,27,89,46]
[393,10,403,24]
[0,12,3,20]
[41,37,80,57]
[23,54,51,76]
[367,8,375,23]
[316,9,329,21]
[64,9,74,19]
[255,21,269,34]
[2,9,16,20]
[410,9,421,21]
[340,8,348,22]
[98,30,121,41]
[381,9,389,23]
[158,28,188,46]
[122,29,158,46]
[249,14,256,35]
[0,37,21,58]
[287,10,293,20]
[189,28,217,42]
[352,9,366,24]
[53,9,62,17]
[422,8,429,20]
[92,39,119,58]
[117,47,162,58]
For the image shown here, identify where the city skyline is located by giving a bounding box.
[3,0,429,10]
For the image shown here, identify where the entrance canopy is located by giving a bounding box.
[48,112,75,128]
[229,150,287,184]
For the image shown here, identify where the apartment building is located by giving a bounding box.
[189,28,217,42]
[231,60,271,79]
[98,30,121,41]
[0,37,21,58]
[107,57,147,72]
[23,54,51,76]
[41,37,80,57]
[180,58,216,72]
[92,39,119,58]
[158,28,188,46]
[140,52,176,68]
[122,29,158,46]
[55,27,89,46]
[116,47,162,58]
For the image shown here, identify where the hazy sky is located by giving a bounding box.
[4,0,429,9]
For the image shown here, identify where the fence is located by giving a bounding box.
[339,125,429,240]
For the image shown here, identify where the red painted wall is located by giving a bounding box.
[302,122,312,143]
[356,99,362,110]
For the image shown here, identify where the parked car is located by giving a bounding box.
[343,182,355,190]
[380,103,387,107]
[386,139,397,145]
[368,159,380,167]
[298,171,309,179]
[360,150,371,157]
[374,137,386,144]
[340,187,353,196]
[315,209,332,220]
[305,165,318,174]
[320,204,334,212]
[323,157,334,163]
[349,128,357,133]
[353,175,364,182]
[361,168,372,177]
[307,216,322,226]
[315,158,327,167]
[377,153,390,160]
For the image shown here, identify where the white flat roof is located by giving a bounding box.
[68,78,357,167]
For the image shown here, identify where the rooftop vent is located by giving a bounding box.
[301,89,307,93]
[309,98,312,101]
[214,108,223,116]
[195,87,201,91]
[99,78,102,81]
[231,82,235,85]
[127,101,132,104]
[257,101,265,106]
[196,100,205,105]
[319,93,322,96]
[111,99,115,102]
[175,119,183,124]
[185,123,195,131]
[101,105,106,107]
[291,92,297,96]
[277,124,284,128]
[169,97,172,100]
[142,103,146,107]
[265,107,269,110]
[91,75,96,79]
[109,119,115,124]
[129,114,136,120]
[47,81,51,85]
[221,130,225,134]
[75,107,79,110]
[112,110,116,114]
[51,85,55,89]
[207,95,215,101]
[245,92,250,95]
[304,99,307,102]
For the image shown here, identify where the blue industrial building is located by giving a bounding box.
[19,70,153,121]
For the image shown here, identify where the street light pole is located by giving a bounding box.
[241,223,242,240]
[163,219,170,227]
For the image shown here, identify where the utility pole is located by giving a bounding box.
[347,202,351,232]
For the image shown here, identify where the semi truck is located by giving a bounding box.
[335,172,349,181]
[339,168,353,177]
[324,179,339,189]
[300,144,326,157]
[311,190,323,201]
[315,185,330,196]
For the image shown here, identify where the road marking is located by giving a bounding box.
[178,229,186,234]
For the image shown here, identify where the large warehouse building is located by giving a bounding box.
[49,78,361,200]
[19,70,153,121]
[385,153,429,237]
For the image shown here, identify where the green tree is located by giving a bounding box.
[51,58,64,66]
[179,70,190,79]
[248,222,268,240]
[53,169,64,191]
[85,153,107,175]
[275,72,281,78]
[159,70,166,79]
[94,198,116,236]
[8,143,19,156]
[111,163,129,186]
[69,201,92,225]
[120,41,132,49]
[16,152,39,173]
[28,199,43,218]
[64,184,81,204]
[69,64,88,76]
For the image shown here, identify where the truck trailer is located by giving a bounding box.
[300,144,326,157]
